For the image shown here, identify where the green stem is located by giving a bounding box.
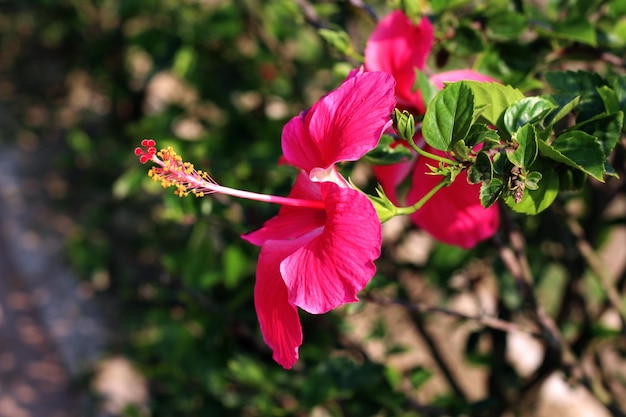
[408,135,461,167]
[396,176,451,216]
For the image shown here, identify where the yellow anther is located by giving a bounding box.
[144,144,221,199]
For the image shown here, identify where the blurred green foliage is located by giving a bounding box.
[1,0,625,416]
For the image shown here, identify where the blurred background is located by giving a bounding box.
[0,0,625,416]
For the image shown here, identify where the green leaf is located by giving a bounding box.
[570,0,603,17]
[443,24,486,56]
[384,366,403,390]
[545,94,580,128]
[414,70,439,107]
[475,43,538,87]
[609,0,626,16]
[480,178,505,208]
[538,131,606,181]
[596,85,620,113]
[503,97,557,133]
[468,151,494,184]
[172,46,197,79]
[507,124,538,168]
[464,124,501,147]
[408,367,434,390]
[545,71,608,122]
[612,19,626,48]
[365,134,413,165]
[591,323,623,339]
[551,18,597,46]
[524,171,542,191]
[429,0,471,13]
[462,81,525,126]
[422,82,475,151]
[486,10,528,41]
[607,74,626,125]
[545,70,605,94]
[453,140,470,161]
[318,26,361,59]
[491,150,508,176]
[505,157,559,214]
[397,0,428,20]
[67,128,93,154]
[572,111,623,157]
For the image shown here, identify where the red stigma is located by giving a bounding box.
[136,139,157,164]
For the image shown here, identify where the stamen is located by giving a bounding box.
[135,140,326,209]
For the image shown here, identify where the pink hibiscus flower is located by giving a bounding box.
[242,172,382,368]
[365,10,499,248]
[365,10,434,113]
[242,70,395,368]
[139,70,395,368]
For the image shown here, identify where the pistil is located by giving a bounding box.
[135,140,326,210]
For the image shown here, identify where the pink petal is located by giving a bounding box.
[409,70,497,113]
[282,71,396,173]
[407,145,499,249]
[254,240,305,369]
[281,113,324,172]
[429,69,496,89]
[280,182,382,314]
[309,166,351,188]
[365,11,434,113]
[242,172,326,246]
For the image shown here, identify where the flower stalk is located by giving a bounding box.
[395,176,452,216]
[407,134,461,167]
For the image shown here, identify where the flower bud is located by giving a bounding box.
[393,108,415,141]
